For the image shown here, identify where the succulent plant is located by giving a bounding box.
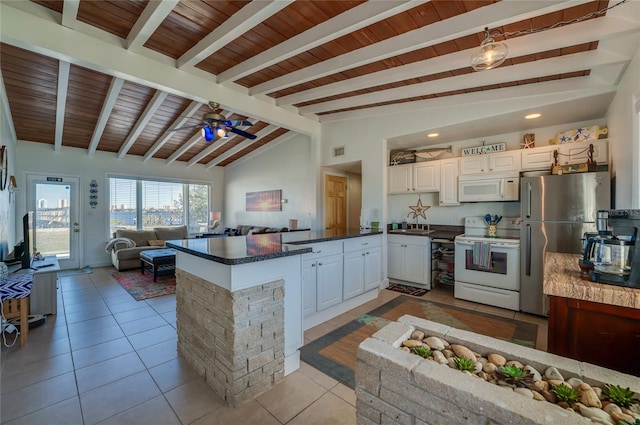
[551,383,579,406]
[412,345,432,359]
[602,384,638,408]
[453,357,476,372]
[495,365,535,388]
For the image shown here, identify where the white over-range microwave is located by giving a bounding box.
[458,172,520,202]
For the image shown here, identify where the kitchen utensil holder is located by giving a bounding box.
[488,224,497,237]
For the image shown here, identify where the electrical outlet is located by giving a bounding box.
[4,324,17,334]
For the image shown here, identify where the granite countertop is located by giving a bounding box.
[166,229,382,265]
[543,252,640,309]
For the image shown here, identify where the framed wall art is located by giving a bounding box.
[246,190,282,212]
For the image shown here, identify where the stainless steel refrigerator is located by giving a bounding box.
[520,172,611,315]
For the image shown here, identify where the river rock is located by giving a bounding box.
[432,350,448,364]
[447,358,456,369]
[451,344,476,361]
[482,362,497,374]
[532,391,546,402]
[541,390,557,403]
[505,360,524,369]
[424,336,446,350]
[477,356,488,365]
[578,383,602,408]
[474,361,483,373]
[548,379,565,388]
[514,388,534,398]
[477,371,489,381]
[530,380,549,393]
[400,347,411,352]
[402,340,423,348]
[498,379,514,388]
[567,377,584,388]
[622,407,640,420]
[593,387,602,399]
[604,404,622,414]
[578,404,616,425]
[487,353,506,366]
[610,411,635,423]
[442,349,455,359]
[544,366,564,381]
[410,330,425,341]
[524,365,542,382]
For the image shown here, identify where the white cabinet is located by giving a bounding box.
[387,235,431,288]
[388,162,440,193]
[460,151,521,175]
[521,145,556,170]
[439,158,459,206]
[301,241,343,316]
[343,236,382,300]
[521,140,609,170]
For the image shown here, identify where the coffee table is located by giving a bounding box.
[140,249,176,282]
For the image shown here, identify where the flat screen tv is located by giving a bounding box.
[21,211,34,269]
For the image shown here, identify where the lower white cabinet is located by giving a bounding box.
[315,253,344,311]
[387,235,431,288]
[343,236,382,300]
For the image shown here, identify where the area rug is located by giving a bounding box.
[110,270,176,301]
[386,283,428,297]
[300,295,538,389]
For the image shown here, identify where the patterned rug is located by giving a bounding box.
[300,295,538,389]
[111,270,176,301]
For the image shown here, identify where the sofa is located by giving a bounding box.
[109,225,188,271]
[225,225,289,236]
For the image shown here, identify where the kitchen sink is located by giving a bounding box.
[388,229,434,236]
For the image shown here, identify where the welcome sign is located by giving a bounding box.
[462,142,506,156]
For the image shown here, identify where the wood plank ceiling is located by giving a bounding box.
[0,0,637,167]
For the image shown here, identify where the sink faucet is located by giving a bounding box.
[407,211,420,229]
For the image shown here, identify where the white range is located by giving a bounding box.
[454,216,521,311]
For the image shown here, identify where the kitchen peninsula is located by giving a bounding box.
[544,252,640,376]
[166,229,382,405]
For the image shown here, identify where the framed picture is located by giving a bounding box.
[389,149,416,165]
[246,189,282,212]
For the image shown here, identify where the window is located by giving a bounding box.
[109,177,210,236]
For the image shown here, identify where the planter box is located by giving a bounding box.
[355,315,639,425]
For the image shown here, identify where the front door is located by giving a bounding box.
[325,174,347,231]
[26,174,81,270]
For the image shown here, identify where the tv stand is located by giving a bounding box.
[30,256,59,315]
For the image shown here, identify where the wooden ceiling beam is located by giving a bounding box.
[127,0,179,51]
[217,0,427,83]
[278,15,640,107]
[117,90,168,158]
[143,100,202,162]
[249,0,583,95]
[166,131,203,164]
[177,1,292,70]
[54,61,70,152]
[299,49,630,115]
[206,125,277,168]
[88,77,124,156]
[61,0,79,29]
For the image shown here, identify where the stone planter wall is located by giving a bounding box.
[355,315,639,425]
[176,269,285,406]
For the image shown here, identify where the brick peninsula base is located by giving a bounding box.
[176,269,285,406]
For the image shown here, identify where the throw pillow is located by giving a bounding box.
[148,239,165,246]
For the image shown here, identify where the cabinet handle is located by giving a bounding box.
[315,250,322,254]
[366,251,370,255]
[318,262,323,266]
[362,253,365,256]
[312,263,315,267]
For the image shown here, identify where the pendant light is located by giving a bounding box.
[201,125,214,142]
[471,27,508,71]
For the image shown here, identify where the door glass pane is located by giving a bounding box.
[188,184,210,234]
[110,178,137,235]
[35,182,70,258]
[141,180,183,229]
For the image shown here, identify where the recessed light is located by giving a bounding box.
[525,113,541,120]
[427,133,439,138]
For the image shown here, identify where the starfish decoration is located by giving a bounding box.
[409,196,430,220]
[521,133,535,149]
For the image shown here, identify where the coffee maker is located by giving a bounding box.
[591,209,639,288]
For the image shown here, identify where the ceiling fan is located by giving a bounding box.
[170,101,256,141]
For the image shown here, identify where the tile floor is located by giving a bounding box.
[1,268,548,425]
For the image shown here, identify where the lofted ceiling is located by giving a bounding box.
[1,0,639,168]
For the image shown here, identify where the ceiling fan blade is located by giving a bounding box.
[169,124,203,132]
[229,127,257,139]
[223,119,253,127]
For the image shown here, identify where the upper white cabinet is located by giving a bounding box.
[460,151,521,175]
[439,158,459,206]
[388,162,440,193]
[521,140,608,170]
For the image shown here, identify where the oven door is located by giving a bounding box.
[454,238,520,290]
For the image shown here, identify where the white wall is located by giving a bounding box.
[606,42,640,208]
[224,134,316,230]
[15,141,224,267]
[0,97,17,260]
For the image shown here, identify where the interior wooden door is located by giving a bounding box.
[325,175,347,231]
